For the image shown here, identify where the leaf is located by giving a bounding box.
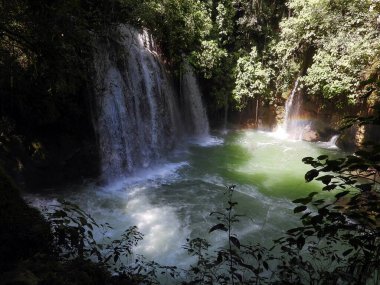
[355,150,370,158]
[335,190,350,199]
[294,205,307,213]
[323,184,336,191]
[317,155,328,160]
[308,192,319,198]
[313,199,325,206]
[304,230,314,236]
[263,261,269,271]
[209,223,228,233]
[302,157,314,164]
[293,197,312,205]
[230,236,240,249]
[343,249,353,256]
[287,227,302,234]
[233,272,243,282]
[79,217,87,226]
[305,169,319,182]
[316,175,334,185]
[357,183,372,192]
[297,236,305,250]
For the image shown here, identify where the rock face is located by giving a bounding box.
[337,124,380,151]
[301,120,337,142]
[301,129,320,142]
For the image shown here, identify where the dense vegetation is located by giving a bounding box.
[1,0,380,284]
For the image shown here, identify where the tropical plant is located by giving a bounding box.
[185,185,272,284]
[233,47,273,108]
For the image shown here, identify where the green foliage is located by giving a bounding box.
[191,40,228,79]
[273,110,380,284]
[134,0,212,64]
[0,0,109,129]
[46,200,142,266]
[303,30,379,102]
[234,0,287,49]
[45,200,180,284]
[177,0,287,113]
[184,185,272,284]
[215,1,236,46]
[276,153,380,283]
[274,0,380,104]
[233,47,273,108]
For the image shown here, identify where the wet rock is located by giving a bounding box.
[300,120,337,142]
[337,124,380,151]
[301,129,320,142]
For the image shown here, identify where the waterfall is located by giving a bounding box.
[329,134,339,145]
[317,134,339,149]
[181,61,210,137]
[283,77,300,133]
[275,77,306,139]
[92,25,210,181]
[92,25,182,180]
[325,134,339,148]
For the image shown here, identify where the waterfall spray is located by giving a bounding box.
[283,77,300,133]
[274,77,305,139]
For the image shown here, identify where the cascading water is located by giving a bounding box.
[92,25,182,180]
[275,77,307,139]
[317,134,339,149]
[92,25,210,181]
[284,77,300,133]
[181,61,210,137]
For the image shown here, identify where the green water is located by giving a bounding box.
[28,130,342,267]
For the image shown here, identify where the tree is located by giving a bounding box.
[273,0,380,105]
[233,47,273,108]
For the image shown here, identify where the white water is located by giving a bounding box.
[27,130,343,278]
[92,25,209,181]
[284,77,300,132]
[273,78,340,147]
[181,61,210,137]
[24,24,346,282]
[317,134,339,149]
[274,77,307,140]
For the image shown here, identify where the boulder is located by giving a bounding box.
[300,120,337,142]
[301,129,320,142]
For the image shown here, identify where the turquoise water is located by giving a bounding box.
[28,130,342,267]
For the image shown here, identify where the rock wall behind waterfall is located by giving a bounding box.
[92,25,209,180]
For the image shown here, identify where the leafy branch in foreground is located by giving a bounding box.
[184,185,272,285]
[185,127,379,284]
[45,200,178,284]
[275,144,380,284]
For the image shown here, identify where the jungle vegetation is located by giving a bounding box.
[0,0,380,284]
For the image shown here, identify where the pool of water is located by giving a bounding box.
[27,130,342,269]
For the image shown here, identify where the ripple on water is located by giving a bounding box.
[24,129,343,271]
